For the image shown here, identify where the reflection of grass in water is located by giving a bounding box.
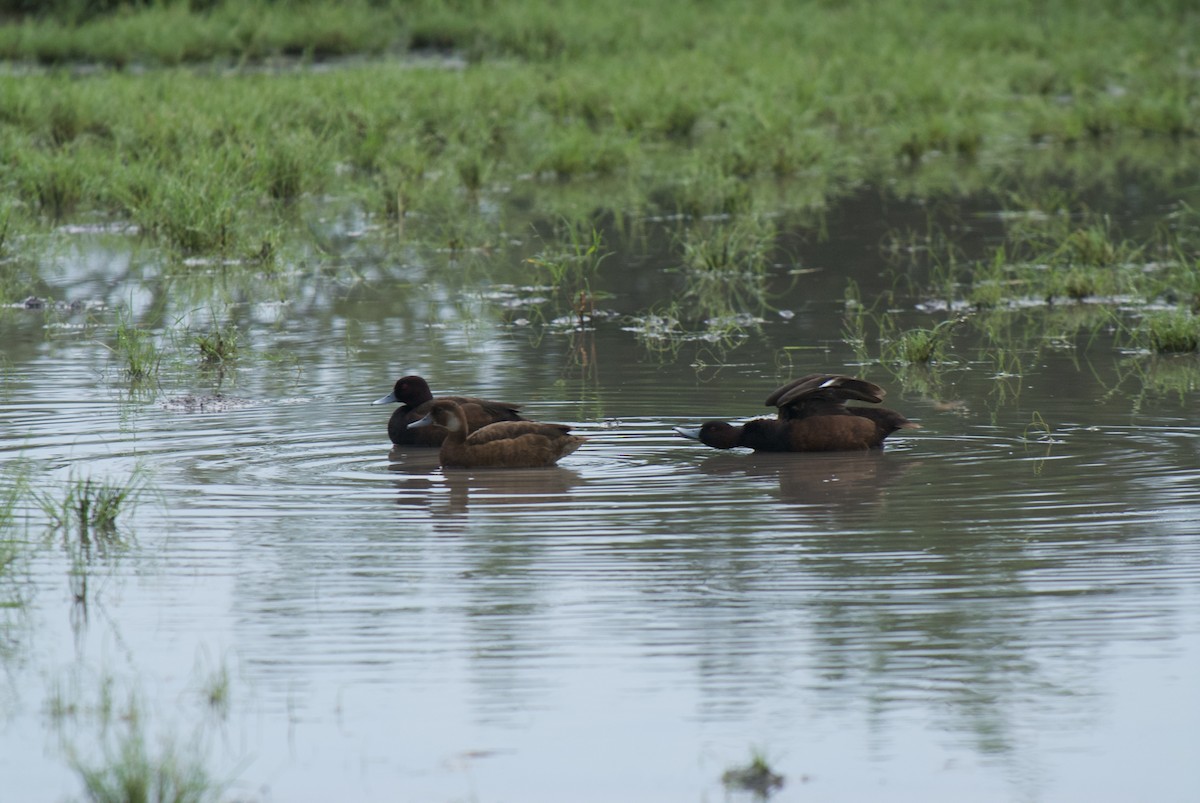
[56,677,226,803]
[0,462,25,535]
[1119,354,1200,412]
[679,215,775,322]
[1022,411,1056,475]
[73,724,218,803]
[526,220,610,326]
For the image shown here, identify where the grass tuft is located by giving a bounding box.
[37,472,145,549]
[109,310,162,385]
[679,214,776,322]
[72,723,218,803]
[883,315,966,365]
[196,322,241,366]
[721,749,784,797]
[526,219,610,326]
[1144,308,1200,353]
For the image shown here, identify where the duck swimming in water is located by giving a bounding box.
[674,374,918,452]
[373,375,524,446]
[408,399,586,468]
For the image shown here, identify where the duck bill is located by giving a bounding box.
[673,425,702,441]
[407,412,435,430]
[372,391,399,405]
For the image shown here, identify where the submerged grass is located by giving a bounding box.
[62,683,224,803]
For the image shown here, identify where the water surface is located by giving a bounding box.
[2,185,1200,802]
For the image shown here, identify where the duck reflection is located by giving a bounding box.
[385,446,443,511]
[435,466,582,518]
[695,450,914,510]
[386,445,582,519]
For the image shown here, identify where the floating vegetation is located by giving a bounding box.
[159,394,258,414]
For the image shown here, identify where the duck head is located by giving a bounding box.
[407,399,466,433]
[373,375,433,407]
[673,421,741,449]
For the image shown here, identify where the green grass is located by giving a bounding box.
[37,471,145,547]
[108,309,161,384]
[1143,308,1200,353]
[525,219,610,326]
[883,316,966,366]
[721,749,784,797]
[678,214,777,323]
[0,464,29,634]
[72,723,219,803]
[0,0,1195,258]
[195,321,241,365]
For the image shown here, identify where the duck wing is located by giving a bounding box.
[444,421,584,468]
[465,421,572,445]
[767,374,886,410]
[443,395,523,423]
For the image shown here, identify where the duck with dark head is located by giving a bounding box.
[373,375,524,446]
[408,400,586,468]
[675,374,918,452]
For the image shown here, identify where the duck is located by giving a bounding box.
[408,399,586,468]
[674,374,918,452]
[373,375,524,446]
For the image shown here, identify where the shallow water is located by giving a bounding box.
[3,185,1200,802]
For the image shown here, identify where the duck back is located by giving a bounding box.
[441,420,585,468]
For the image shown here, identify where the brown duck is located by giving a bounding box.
[408,400,586,468]
[373,375,523,446]
[675,374,918,452]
